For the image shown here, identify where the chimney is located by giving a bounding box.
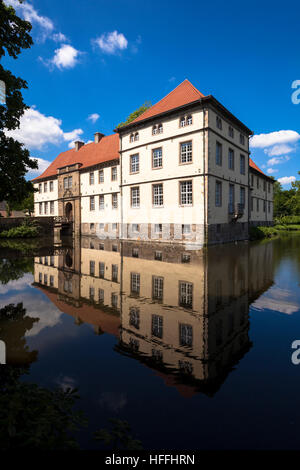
[74,141,84,151]
[94,132,105,144]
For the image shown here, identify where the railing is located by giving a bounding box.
[54,216,69,224]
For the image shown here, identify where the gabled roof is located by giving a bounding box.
[129,79,205,125]
[33,133,119,181]
[249,158,273,180]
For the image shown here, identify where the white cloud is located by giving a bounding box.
[93,31,128,54]
[27,157,52,176]
[267,168,278,174]
[264,144,294,156]
[5,0,54,41]
[252,287,300,315]
[267,156,290,166]
[50,44,81,69]
[250,130,300,148]
[87,113,100,123]
[5,108,83,150]
[52,32,68,43]
[278,176,296,186]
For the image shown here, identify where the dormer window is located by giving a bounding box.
[216,116,222,130]
[130,134,134,143]
[180,115,192,127]
[152,125,158,135]
[134,132,139,141]
[158,123,163,133]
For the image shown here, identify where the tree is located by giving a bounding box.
[117,101,151,128]
[9,192,34,215]
[0,0,37,204]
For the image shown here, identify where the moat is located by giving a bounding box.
[1,234,300,449]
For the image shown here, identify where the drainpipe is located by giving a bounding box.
[203,107,208,247]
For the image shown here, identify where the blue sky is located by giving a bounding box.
[3,0,300,186]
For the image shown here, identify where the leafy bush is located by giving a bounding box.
[0,222,39,238]
[249,226,279,240]
[274,215,300,225]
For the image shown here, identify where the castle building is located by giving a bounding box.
[33,80,274,246]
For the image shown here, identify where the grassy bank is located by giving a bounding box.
[250,223,300,240]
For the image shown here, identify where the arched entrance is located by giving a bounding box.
[65,202,73,222]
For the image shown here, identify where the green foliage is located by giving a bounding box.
[117,101,151,128]
[9,191,35,215]
[274,215,300,225]
[0,1,37,204]
[94,419,143,450]
[0,219,39,238]
[249,226,279,240]
[0,256,33,284]
[273,172,300,217]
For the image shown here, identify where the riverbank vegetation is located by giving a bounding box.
[0,219,39,238]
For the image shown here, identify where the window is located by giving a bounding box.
[44,202,48,214]
[39,183,42,193]
[251,174,254,187]
[89,287,95,300]
[99,243,104,250]
[44,274,48,285]
[99,194,104,210]
[50,201,54,214]
[131,187,140,207]
[112,223,117,231]
[154,223,162,233]
[99,262,105,278]
[268,201,271,213]
[152,125,158,135]
[251,197,254,211]
[90,223,95,231]
[112,294,118,308]
[50,181,54,192]
[130,154,139,173]
[257,198,259,211]
[180,116,186,127]
[50,275,54,287]
[63,176,72,189]
[229,184,235,213]
[180,141,192,163]
[99,223,104,230]
[268,182,271,193]
[240,187,245,208]
[112,193,118,209]
[179,323,193,346]
[134,132,139,141]
[131,273,140,295]
[129,308,140,329]
[216,142,222,166]
[132,248,139,258]
[240,133,245,145]
[90,260,95,276]
[215,181,222,207]
[152,276,164,301]
[44,182,47,192]
[89,172,94,185]
[158,123,163,133]
[263,200,266,212]
[39,202,42,215]
[152,315,163,339]
[153,184,163,206]
[240,154,245,175]
[257,177,259,189]
[112,244,118,252]
[112,264,118,282]
[180,180,192,205]
[99,169,104,183]
[182,253,191,263]
[152,148,162,168]
[130,134,134,143]
[263,180,266,191]
[182,224,191,234]
[90,196,95,211]
[229,126,234,138]
[44,256,48,265]
[228,148,234,170]
[187,115,192,125]
[39,272,42,283]
[154,251,162,261]
[50,256,54,266]
[111,167,117,181]
[132,223,139,232]
[179,282,193,309]
[98,288,104,303]
[216,116,222,130]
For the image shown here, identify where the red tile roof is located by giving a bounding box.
[33,133,119,181]
[249,158,270,178]
[130,79,205,124]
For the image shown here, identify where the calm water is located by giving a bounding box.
[1,234,300,449]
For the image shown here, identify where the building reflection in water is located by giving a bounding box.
[33,237,274,397]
